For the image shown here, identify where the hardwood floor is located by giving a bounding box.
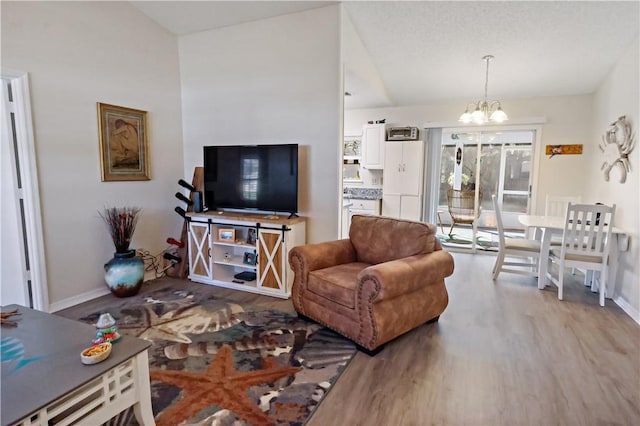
[57,252,640,425]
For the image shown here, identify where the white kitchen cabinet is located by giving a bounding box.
[361,124,386,169]
[186,211,305,299]
[382,194,421,221]
[343,198,381,236]
[382,140,424,220]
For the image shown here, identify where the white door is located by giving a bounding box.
[438,129,536,251]
[1,79,29,306]
[1,74,47,310]
[496,145,533,227]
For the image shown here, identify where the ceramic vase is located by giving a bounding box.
[104,250,143,297]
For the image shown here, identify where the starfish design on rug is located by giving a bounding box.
[150,344,302,426]
[118,304,243,343]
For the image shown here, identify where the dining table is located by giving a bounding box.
[518,214,628,298]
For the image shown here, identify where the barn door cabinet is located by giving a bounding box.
[186,211,305,299]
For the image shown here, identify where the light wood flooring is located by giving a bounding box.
[57,252,640,425]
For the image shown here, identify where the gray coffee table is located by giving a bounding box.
[1,305,155,426]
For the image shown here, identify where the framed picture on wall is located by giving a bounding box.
[97,102,150,181]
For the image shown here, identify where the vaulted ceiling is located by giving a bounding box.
[131,1,640,110]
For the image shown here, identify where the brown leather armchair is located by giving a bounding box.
[288,215,454,354]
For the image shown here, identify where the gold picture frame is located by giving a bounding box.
[97,102,150,181]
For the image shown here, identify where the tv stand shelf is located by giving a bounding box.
[186,211,305,298]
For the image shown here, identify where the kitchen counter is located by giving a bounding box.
[343,187,383,200]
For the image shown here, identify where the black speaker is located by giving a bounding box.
[193,191,203,213]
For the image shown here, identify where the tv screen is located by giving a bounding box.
[203,144,298,214]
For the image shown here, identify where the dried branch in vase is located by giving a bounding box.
[99,206,142,253]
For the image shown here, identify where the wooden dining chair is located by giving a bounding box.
[546,203,616,306]
[491,195,541,280]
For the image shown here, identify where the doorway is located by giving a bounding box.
[438,129,536,251]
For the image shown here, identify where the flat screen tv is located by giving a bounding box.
[203,144,298,215]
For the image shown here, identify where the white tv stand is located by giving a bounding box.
[186,211,306,299]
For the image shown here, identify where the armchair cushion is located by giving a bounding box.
[349,215,439,264]
[308,262,370,309]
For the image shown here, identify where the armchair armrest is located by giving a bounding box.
[289,239,357,274]
[358,250,454,302]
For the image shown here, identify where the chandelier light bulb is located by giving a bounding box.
[459,109,472,123]
[490,106,508,123]
[471,107,486,124]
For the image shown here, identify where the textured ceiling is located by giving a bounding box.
[344,1,640,106]
[130,1,640,109]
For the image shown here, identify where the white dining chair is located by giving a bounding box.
[492,195,541,280]
[545,195,583,274]
[545,194,582,217]
[546,203,616,306]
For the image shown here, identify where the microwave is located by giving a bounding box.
[387,127,419,141]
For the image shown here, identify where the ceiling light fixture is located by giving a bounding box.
[459,55,508,125]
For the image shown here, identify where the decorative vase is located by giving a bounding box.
[104,250,144,297]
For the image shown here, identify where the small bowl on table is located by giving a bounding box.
[80,342,112,365]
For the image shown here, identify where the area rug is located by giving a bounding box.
[73,286,356,426]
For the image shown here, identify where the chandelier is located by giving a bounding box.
[459,55,508,124]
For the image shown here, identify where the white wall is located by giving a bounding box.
[1,2,184,310]
[179,5,341,243]
[342,9,390,109]
[346,94,594,213]
[588,36,639,317]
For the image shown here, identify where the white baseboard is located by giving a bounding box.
[614,296,640,325]
[49,274,156,313]
[49,287,110,313]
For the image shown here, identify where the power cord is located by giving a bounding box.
[136,248,169,279]
[135,238,184,279]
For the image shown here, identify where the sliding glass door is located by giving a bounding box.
[438,129,535,251]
